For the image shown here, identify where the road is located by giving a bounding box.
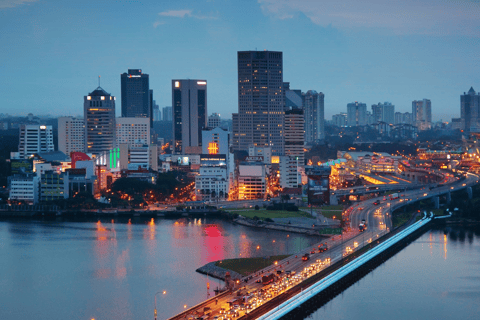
[165,172,479,320]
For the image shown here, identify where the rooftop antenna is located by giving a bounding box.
[98,75,101,87]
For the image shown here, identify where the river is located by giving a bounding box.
[0,217,321,320]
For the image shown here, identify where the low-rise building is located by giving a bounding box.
[9,174,40,204]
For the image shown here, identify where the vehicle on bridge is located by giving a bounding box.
[389,193,399,200]
[302,253,310,261]
[359,219,367,232]
[262,273,275,285]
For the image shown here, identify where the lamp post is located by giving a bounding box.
[154,291,166,320]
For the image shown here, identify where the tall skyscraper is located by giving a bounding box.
[84,86,116,154]
[18,124,54,158]
[233,50,284,155]
[461,87,480,132]
[162,106,172,121]
[371,102,395,124]
[347,102,367,126]
[58,117,85,156]
[412,99,432,131]
[121,69,151,123]
[172,79,207,154]
[303,90,325,144]
[153,101,161,121]
[284,108,305,165]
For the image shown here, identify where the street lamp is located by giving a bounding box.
[154,291,166,320]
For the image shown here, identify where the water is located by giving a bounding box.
[0,218,321,320]
[310,226,480,320]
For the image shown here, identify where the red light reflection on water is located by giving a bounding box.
[97,221,107,241]
[202,224,225,262]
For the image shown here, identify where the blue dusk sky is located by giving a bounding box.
[1,0,479,121]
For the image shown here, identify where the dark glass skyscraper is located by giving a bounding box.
[121,69,151,124]
[172,80,207,154]
[233,50,284,155]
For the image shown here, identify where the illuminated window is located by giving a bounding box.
[208,142,219,154]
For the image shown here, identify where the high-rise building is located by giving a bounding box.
[303,90,325,144]
[84,86,116,155]
[58,117,85,156]
[284,108,305,165]
[172,80,207,154]
[461,87,480,132]
[347,102,367,126]
[332,113,347,127]
[162,106,172,121]
[284,83,303,108]
[153,101,161,121]
[121,69,151,123]
[412,99,432,131]
[372,102,395,124]
[208,113,221,128]
[233,50,284,155]
[18,124,54,159]
[116,117,150,148]
[395,112,412,125]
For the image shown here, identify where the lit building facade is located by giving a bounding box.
[284,108,305,165]
[233,50,284,155]
[84,86,116,155]
[238,163,266,200]
[58,117,85,156]
[18,125,54,159]
[172,80,207,154]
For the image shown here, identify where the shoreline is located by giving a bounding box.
[195,261,243,281]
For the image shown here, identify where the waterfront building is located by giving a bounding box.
[121,69,151,125]
[233,50,284,155]
[195,157,228,202]
[9,174,40,204]
[58,117,85,156]
[115,117,150,148]
[461,87,480,132]
[284,108,305,165]
[40,170,68,202]
[18,124,54,159]
[347,102,367,126]
[303,90,325,144]
[412,99,432,131]
[238,163,266,200]
[172,79,207,154]
[84,86,116,155]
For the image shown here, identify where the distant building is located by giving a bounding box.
[412,99,432,131]
[121,69,151,125]
[172,79,207,154]
[84,86,116,155]
[18,124,54,159]
[9,174,40,204]
[116,117,150,148]
[347,102,367,126]
[162,106,172,121]
[371,102,395,124]
[461,87,480,132]
[332,113,347,127]
[284,83,303,108]
[58,117,85,156]
[233,50,284,155]
[395,112,412,125]
[40,171,68,202]
[153,101,161,121]
[207,113,221,128]
[303,90,325,144]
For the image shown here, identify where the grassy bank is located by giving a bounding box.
[299,205,344,219]
[214,255,290,276]
[229,208,314,220]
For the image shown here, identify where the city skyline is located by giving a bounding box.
[1,1,480,121]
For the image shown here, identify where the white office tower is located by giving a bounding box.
[9,174,40,204]
[303,90,325,144]
[195,166,228,202]
[58,117,85,156]
[208,113,221,128]
[279,156,299,189]
[116,117,150,148]
[18,125,54,159]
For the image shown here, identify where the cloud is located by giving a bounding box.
[158,9,218,20]
[153,21,166,28]
[0,0,39,8]
[258,0,480,36]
